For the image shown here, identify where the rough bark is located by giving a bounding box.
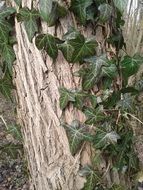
[12,1,88,190]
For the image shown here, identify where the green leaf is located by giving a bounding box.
[117,94,134,111]
[82,55,108,90]
[84,107,105,125]
[102,61,117,78]
[63,27,80,41]
[94,127,120,149]
[113,0,128,13]
[0,7,16,18]
[89,95,97,108]
[39,0,53,22]
[0,75,13,99]
[82,166,100,190]
[104,91,121,108]
[58,42,74,62]
[70,0,93,24]
[18,8,39,42]
[73,90,87,109]
[98,3,112,22]
[64,120,93,155]
[59,88,75,109]
[120,87,139,95]
[69,34,97,62]
[14,0,22,7]
[39,1,67,26]
[121,55,142,79]
[0,19,12,41]
[35,34,58,60]
[1,44,16,73]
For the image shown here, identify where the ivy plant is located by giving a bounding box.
[0,0,143,189]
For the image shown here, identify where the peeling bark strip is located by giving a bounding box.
[12,1,86,190]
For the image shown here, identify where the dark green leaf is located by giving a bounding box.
[59,88,75,109]
[70,0,93,24]
[121,55,142,79]
[39,0,53,22]
[18,8,39,41]
[0,75,13,99]
[1,44,16,73]
[83,55,108,90]
[107,32,125,51]
[104,91,121,108]
[84,107,105,125]
[94,127,120,149]
[73,90,87,109]
[0,7,16,18]
[58,42,74,62]
[82,166,100,190]
[102,61,117,78]
[63,27,80,41]
[69,34,97,62]
[39,1,67,26]
[113,0,127,13]
[120,87,139,95]
[0,19,12,41]
[64,120,93,155]
[14,0,22,7]
[98,3,112,22]
[35,34,58,60]
[117,94,134,111]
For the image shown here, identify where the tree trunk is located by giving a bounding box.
[12,1,90,190]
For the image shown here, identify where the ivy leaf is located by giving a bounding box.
[82,166,100,190]
[18,8,39,42]
[39,0,53,22]
[82,55,108,90]
[73,90,87,109]
[102,61,117,78]
[69,34,97,63]
[117,94,134,111]
[14,0,22,7]
[98,3,112,22]
[84,107,105,125]
[113,0,127,13]
[58,42,74,62]
[0,19,12,41]
[94,127,120,149]
[120,87,139,95]
[0,75,13,99]
[35,34,58,60]
[70,0,93,25]
[64,120,93,155]
[63,27,80,41]
[39,1,67,26]
[104,91,121,108]
[1,44,16,74]
[121,55,143,79]
[0,7,16,18]
[59,88,75,109]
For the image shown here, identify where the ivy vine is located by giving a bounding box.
[0,0,143,189]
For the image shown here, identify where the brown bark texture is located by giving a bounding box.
[12,0,94,189]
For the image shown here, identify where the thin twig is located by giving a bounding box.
[126,112,143,125]
[0,115,8,130]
